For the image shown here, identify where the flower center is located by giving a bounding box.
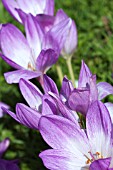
[85,151,103,165]
[27,62,35,71]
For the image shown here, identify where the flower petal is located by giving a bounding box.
[78,60,92,88]
[97,82,113,100]
[0,159,20,170]
[0,102,9,118]
[43,74,59,95]
[89,158,111,170]
[68,88,90,116]
[19,79,43,111]
[39,149,86,170]
[16,103,40,130]
[1,24,31,68]
[60,76,74,102]
[24,14,44,60]
[36,49,58,73]
[4,69,41,84]
[39,114,90,154]
[86,101,112,157]
[0,138,10,158]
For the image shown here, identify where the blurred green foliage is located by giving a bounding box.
[1,0,113,169]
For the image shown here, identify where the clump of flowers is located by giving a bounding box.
[1,0,113,170]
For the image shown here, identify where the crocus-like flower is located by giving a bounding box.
[68,60,113,116]
[2,0,54,23]
[39,101,113,170]
[0,138,20,170]
[0,15,71,83]
[2,76,78,130]
[0,102,9,118]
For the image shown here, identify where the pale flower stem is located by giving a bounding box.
[66,56,75,86]
[37,74,44,89]
[56,63,63,85]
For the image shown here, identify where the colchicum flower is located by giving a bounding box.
[2,75,78,130]
[0,14,71,83]
[68,60,113,116]
[39,101,113,170]
[0,138,20,170]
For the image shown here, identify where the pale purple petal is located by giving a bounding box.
[36,49,58,73]
[19,79,43,111]
[54,9,68,25]
[42,94,57,115]
[0,102,9,118]
[1,107,21,123]
[62,20,77,56]
[78,60,92,88]
[86,101,112,156]
[39,149,86,170]
[89,158,111,170]
[43,18,72,53]
[1,24,31,68]
[39,115,90,154]
[68,88,90,116]
[2,0,21,22]
[4,69,41,84]
[24,14,44,60]
[60,76,74,102]
[0,138,10,157]
[44,0,54,16]
[0,53,22,69]
[89,75,98,103]
[16,103,40,129]
[43,74,59,95]
[97,82,113,100]
[105,103,113,123]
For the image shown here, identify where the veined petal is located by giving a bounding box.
[24,14,44,61]
[0,102,9,118]
[16,103,40,129]
[49,92,78,123]
[4,69,41,84]
[86,101,112,157]
[42,94,57,115]
[2,0,21,22]
[39,149,86,170]
[0,138,10,158]
[105,103,113,123]
[43,74,59,95]
[54,9,68,25]
[89,75,98,103]
[68,88,90,116]
[78,60,92,88]
[1,24,31,69]
[97,82,113,100]
[1,53,22,69]
[62,20,77,56]
[44,0,54,16]
[19,79,43,111]
[36,49,58,73]
[43,18,72,53]
[89,158,111,170]
[60,76,74,102]
[39,115,90,154]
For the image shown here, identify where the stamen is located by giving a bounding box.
[28,62,35,71]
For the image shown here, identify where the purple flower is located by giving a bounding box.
[0,138,20,170]
[2,76,78,130]
[39,101,113,170]
[68,60,113,116]
[2,0,54,23]
[0,102,9,118]
[0,15,71,84]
